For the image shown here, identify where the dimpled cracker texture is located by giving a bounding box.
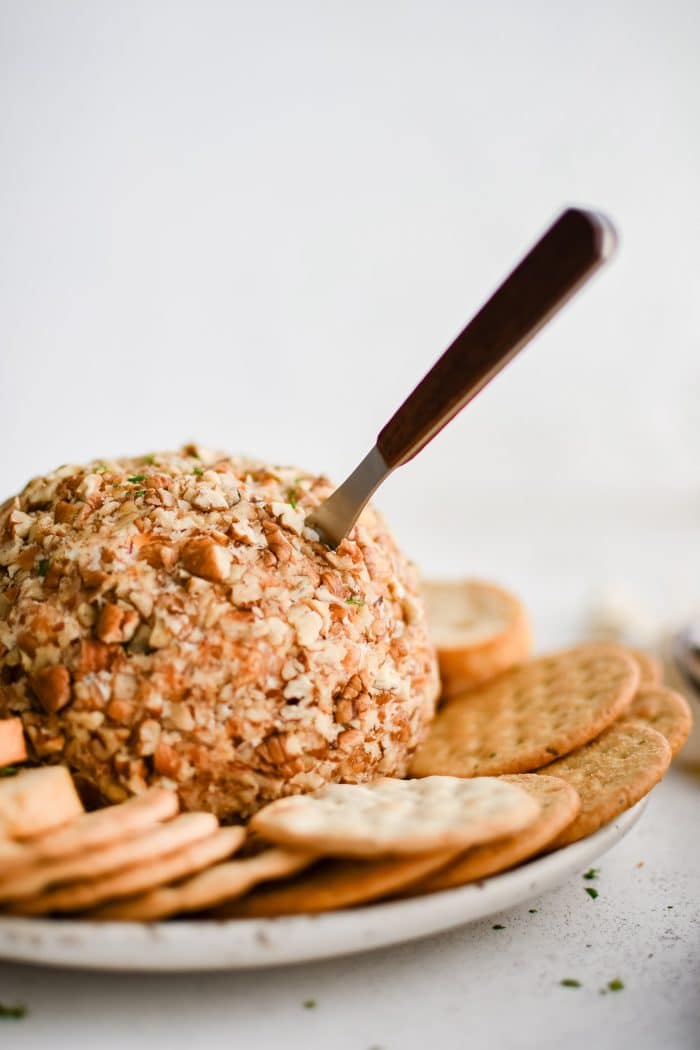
[249,776,540,858]
[541,722,671,848]
[410,645,639,778]
[413,774,580,892]
[622,686,692,757]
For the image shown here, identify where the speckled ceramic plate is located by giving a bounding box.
[0,799,647,972]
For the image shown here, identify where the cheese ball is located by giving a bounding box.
[0,447,439,819]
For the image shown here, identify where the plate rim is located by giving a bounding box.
[0,798,648,973]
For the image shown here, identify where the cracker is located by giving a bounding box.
[413,774,580,893]
[422,579,532,698]
[0,766,83,840]
[10,825,246,915]
[249,776,539,858]
[410,644,639,778]
[90,848,316,921]
[218,850,459,918]
[0,786,179,877]
[621,686,692,757]
[0,719,27,767]
[627,648,663,688]
[0,811,216,902]
[541,722,671,848]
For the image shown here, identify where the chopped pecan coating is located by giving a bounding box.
[0,448,438,818]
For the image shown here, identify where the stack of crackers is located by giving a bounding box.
[0,581,692,922]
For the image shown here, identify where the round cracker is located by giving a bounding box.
[541,722,671,848]
[10,825,245,915]
[413,774,580,893]
[218,850,459,918]
[0,787,179,877]
[422,579,532,698]
[249,776,540,858]
[89,848,316,921]
[627,648,663,688]
[0,811,217,902]
[410,644,639,778]
[621,686,692,757]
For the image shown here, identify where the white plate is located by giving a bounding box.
[0,799,647,972]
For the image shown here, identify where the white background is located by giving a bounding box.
[1,3,699,1047]
[2,3,699,579]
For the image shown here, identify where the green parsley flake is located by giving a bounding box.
[287,489,297,509]
[127,474,147,484]
[37,558,50,577]
[0,767,18,778]
[142,455,156,465]
[585,887,599,900]
[95,464,107,473]
[583,868,599,880]
[560,979,581,989]
[192,466,204,476]
[133,489,147,499]
[607,979,624,992]
[346,596,364,606]
[0,1003,27,1020]
[303,1000,317,1010]
[492,924,505,930]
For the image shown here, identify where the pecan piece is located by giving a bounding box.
[96,602,139,644]
[181,536,232,582]
[31,665,72,713]
[262,520,293,564]
[54,500,78,524]
[153,740,182,778]
[138,540,178,570]
[78,638,115,673]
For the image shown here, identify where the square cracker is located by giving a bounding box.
[0,767,83,840]
[0,719,27,768]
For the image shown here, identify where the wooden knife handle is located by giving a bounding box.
[376,207,617,470]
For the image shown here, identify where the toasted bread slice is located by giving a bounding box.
[422,579,532,699]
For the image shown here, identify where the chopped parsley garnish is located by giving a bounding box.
[192,466,204,476]
[0,767,18,778]
[142,454,156,465]
[560,979,581,989]
[286,488,298,509]
[37,558,50,577]
[607,978,624,992]
[127,474,147,484]
[585,887,599,900]
[346,596,364,606]
[0,1003,27,1019]
[133,489,147,499]
[492,924,505,930]
[303,999,317,1009]
[583,868,599,880]
[95,464,107,473]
